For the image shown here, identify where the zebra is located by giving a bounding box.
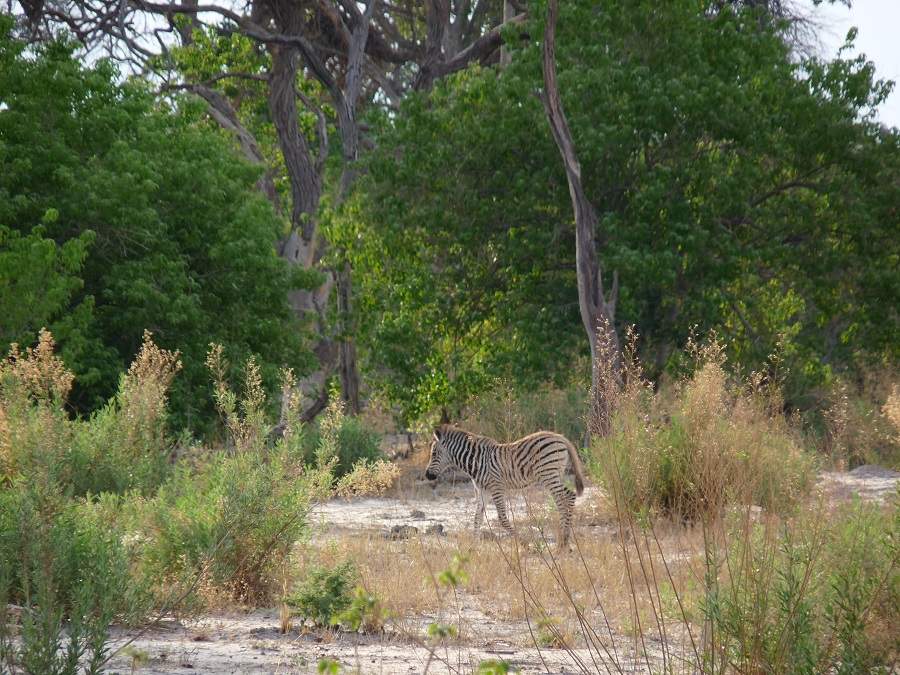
[423,425,586,546]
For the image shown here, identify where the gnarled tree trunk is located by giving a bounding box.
[541,0,621,438]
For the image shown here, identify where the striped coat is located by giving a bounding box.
[424,425,585,545]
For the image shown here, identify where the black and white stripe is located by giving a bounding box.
[424,425,585,545]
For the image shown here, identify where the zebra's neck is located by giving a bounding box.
[446,429,497,477]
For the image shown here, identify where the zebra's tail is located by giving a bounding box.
[564,436,585,496]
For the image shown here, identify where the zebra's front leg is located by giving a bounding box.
[473,483,486,533]
[490,490,515,536]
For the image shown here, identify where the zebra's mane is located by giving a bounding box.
[439,425,500,449]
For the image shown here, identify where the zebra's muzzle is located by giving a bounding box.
[424,470,438,481]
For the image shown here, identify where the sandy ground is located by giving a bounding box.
[97,464,897,674]
[103,611,667,674]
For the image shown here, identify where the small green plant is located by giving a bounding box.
[426,622,458,643]
[333,585,390,633]
[206,344,268,454]
[317,657,341,674]
[476,659,514,674]
[287,561,356,628]
[121,646,150,674]
[535,615,570,649]
[304,395,382,478]
[437,554,469,589]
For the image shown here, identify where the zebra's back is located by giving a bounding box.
[494,430,577,489]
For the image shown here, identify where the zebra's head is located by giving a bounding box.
[424,425,452,481]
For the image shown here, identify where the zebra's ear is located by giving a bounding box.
[433,426,443,441]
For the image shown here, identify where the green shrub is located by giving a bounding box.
[287,561,356,628]
[475,660,514,675]
[702,501,898,674]
[0,483,151,674]
[134,445,318,603]
[303,397,382,478]
[592,338,815,519]
[0,330,178,497]
[333,585,390,633]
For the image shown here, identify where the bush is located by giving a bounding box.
[703,501,899,674]
[303,396,382,478]
[821,374,900,470]
[131,355,327,603]
[287,561,357,628]
[592,336,815,519]
[0,483,151,674]
[333,585,390,634]
[0,330,178,496]
[0,330,160,672]
[134,447,316,603]
[333,459,400,498]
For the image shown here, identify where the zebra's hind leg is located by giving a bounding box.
[473,483,486,533]
[549,481,577,548]
[489,489,515,536]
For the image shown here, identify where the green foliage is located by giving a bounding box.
[316,658,341,675]
[0,225,93,350]
[426,622,458,642]
[346,0,900,421]
[0,21,314,429]
[303,396,383,478]
[437,554,469,589]
[287,561,356,628]
[476,659,514,675]
[702,501,899,674]
[0,484,151,674]
[1,329,178,497]
[332,585,390,633]
[134,444,316,602]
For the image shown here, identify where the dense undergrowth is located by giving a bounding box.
[0,327,896,673]
[0,330,393,673]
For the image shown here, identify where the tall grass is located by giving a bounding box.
[517,328,898,673]
[822,373,900,470]
[592,334,815,519]
[0,329,180,495]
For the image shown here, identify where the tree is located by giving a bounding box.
[541,0,619,435]
[0,21,314,427]
[16,0,527,418]
[345,0,898,421]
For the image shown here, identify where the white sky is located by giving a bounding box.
[801,0,900,128]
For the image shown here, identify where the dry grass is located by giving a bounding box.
[299,475,707,658]
[593,334,815,519]
[824,370,900,470]
[333,459,401,498]
[287,332,898,673]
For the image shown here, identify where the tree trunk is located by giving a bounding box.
[336,264,361,413]
[499,0,515,67]
[541,0,621,438]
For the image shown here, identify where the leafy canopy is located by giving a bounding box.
[342,0,899,421]
[0,18,316,428]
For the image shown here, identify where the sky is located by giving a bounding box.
[800,0,900,128]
